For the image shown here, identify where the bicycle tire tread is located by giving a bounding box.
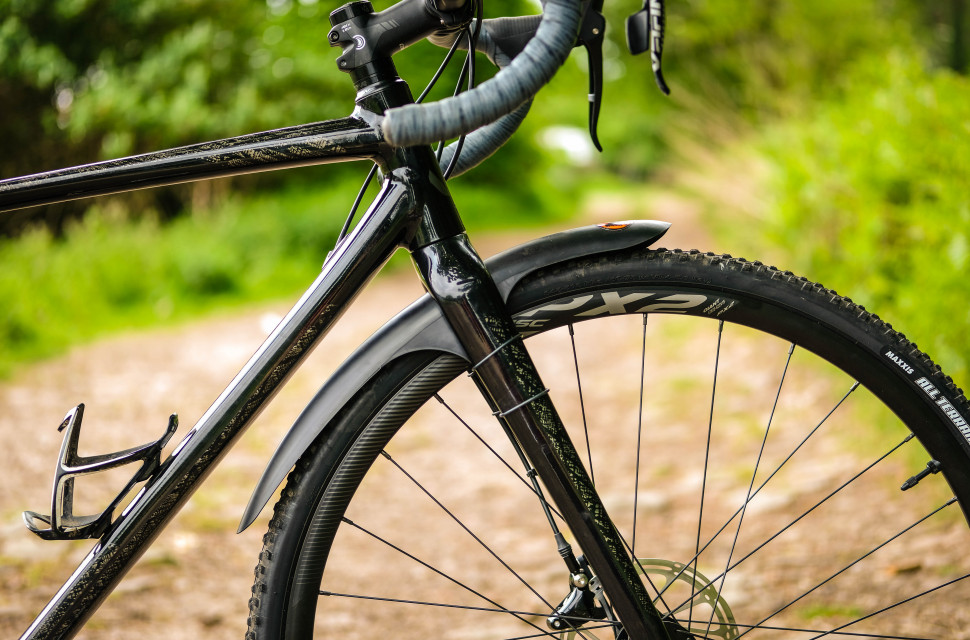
[247,443,321,640]
[548,247,967,406]
[246,246,970,639]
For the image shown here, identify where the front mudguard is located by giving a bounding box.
[238,220,670,531]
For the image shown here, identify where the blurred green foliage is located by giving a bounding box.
[0,0,580,373]
[0,157,577,375]
[757,53,970,382]
[1,0,969,384]
[670,0,970,383]
[596,0,924,166]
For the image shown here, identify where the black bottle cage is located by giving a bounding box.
[23,405,178,540]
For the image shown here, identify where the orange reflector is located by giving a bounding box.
[597,222,631,231]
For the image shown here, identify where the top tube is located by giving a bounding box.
[0,117,384,214]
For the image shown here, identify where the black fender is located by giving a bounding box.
[238,220,670,531]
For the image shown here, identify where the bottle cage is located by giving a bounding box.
[23,404,178,541]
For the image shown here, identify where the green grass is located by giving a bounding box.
[1,185,340,376]
[796,603,864,622]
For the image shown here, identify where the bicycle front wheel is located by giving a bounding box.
[248,248,970,639]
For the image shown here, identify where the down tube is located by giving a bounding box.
[20,171,415,640]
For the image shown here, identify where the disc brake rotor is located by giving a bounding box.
[640,558,739,640]
[557,558,738,640]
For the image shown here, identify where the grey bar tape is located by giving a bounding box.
[384,0,581,147]
[433,21,536,177]
[438,99,531,178]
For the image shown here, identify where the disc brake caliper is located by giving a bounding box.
[547,567,608,634]
[549,557,739,640]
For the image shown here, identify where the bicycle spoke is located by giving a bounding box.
[710,621,936,638]
[723,432,917,577]
[655,378,863,602]
[805,572,970,640]
[437,381,587,607]
[700,342,795,637]
[340,516,553,637]
[568,323,595,486]
[380,450,555,610]
[433,392,564,520]
[318,590,608,631]
[746,381,860,503]
[499,624,619,640]
[738,497,959,638]
[671,432,918,614]
[562,315,676,623]
[689,319,722,627]
[343,490,602,640]
[632,314,648,556]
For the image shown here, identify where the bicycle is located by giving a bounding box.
[2,0,969,638]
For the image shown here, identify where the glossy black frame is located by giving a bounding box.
[0,117,384,213]
[0,8,672,640]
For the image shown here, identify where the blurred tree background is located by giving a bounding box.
[1,0,969,382]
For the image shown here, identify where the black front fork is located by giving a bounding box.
[409,229,670,639]
[399,142,671,636]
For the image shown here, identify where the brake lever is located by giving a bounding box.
[576,0,605,151]
[626,0,670,95]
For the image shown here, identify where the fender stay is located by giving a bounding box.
[238,220,669,531]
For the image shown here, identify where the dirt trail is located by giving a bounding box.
[0,269,426,640]
[0,199,709,640]
[3,198,969,639]
[14,199,966,640]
